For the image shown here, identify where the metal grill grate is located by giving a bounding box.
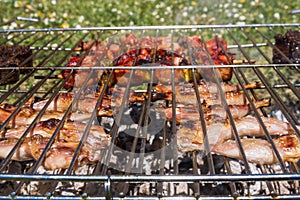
[0,23,299,199]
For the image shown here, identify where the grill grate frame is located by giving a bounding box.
[0,23,299,199]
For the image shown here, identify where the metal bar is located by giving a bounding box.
[12,69,96,194]
[245,27,300,101]
[0,69,56,171]
[0,32,24,46]
[1,23,299,33]
[12,32,73,106]
[100,67,134,176]
[0,63,297,71]
[200,32,252,174]
[1,174,300,182]
[1,195,300,200]
[254,29,300,128]
[170,30,179,178]
[223,158,238,198]
[226,29,269,118]
[65,41,111,174]
[226,28,288,173]
[0,31,65,105]
[186,29,215,176]
[14,32,36,45]
[35,32,76,68]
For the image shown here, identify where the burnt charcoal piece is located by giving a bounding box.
[273,30,300,64]
[0,44,33,85]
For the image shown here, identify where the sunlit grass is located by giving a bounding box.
[0,0,299,29]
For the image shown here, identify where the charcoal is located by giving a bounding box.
[273,30,300,64]
[0,44,32,85]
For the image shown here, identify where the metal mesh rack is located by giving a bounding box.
[0,23,299,199]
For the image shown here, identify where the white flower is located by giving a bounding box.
[11,22,17,28]
[51,43,58,48]
[44,18,49,25]
[259,13,264,19]
[274,13,280,20]
[78,16,85,23]
[166,6,172,13]
[160,18,165,22]
[159,2,166,7]
[234,13,239,18]
[182,12,188,17]
[203,7,208,12]
[239,15,246,21]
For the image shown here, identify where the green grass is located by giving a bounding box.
[0,0,299,29]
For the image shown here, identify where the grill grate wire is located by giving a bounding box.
[0,23,299,199]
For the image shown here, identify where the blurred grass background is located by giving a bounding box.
[0,0,299,29]
[0,0,299,106]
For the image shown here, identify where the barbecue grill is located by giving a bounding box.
[0,21,300,200]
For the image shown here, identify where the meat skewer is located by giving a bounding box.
[60,34,245,89]
[157,98,270,124]
[0,134,110,170]
[153,81,262,106]
[27,80,261,116]
[154,81,261,96]
[211,135,300,164]
[0,106,93,127]
[1,118,111,151]
[176,116,299,153]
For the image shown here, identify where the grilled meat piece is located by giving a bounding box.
[0,106,93,127]
[0,134,110,170]
[60,40,106,90]
[157,98,270,124]
[112,47,188,86]
[176,116,299,153]
[212,135,300,164]
[30,88,146,115]
[154,81,261,96]
[154,83,262,106]
[61,33,240,89]
[190,37,234,82]
[2,118,111,151]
